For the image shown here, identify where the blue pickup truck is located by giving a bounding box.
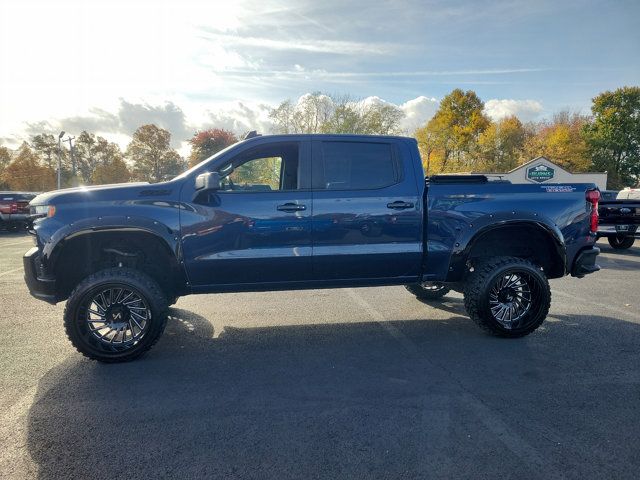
[24,134,601,362]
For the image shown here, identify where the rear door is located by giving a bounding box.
[310,139,422,282]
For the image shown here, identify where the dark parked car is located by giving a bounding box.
[0,192,36,231]
[24,134,601,362]
[597,189,639,249]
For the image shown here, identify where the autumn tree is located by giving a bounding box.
[126,124,186,183]
[476,116,526,172]
[415,89,490,173]
[583,86,640,189]
[0,146,11,189]
[521,111,591,172]
[188,128,238,167]
[2,143,56,191]
[91,157,131,185]
[31,134,59,169]
[74,131,124,183]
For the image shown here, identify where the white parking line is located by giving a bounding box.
[553,289,639,320]
[0,240,32,248]
[0,266,23,277]
[344,287,561,478]
[345,288,419,356]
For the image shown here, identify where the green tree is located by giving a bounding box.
[91,157,131,185]
[270,92,334,134]
[583,86,640,189]
[31,134,58,169]
[188,128,238,167]
[269,93,405,135]
[476,116,526,172]
[126,124,186,183]
[522,111,591,172]
[415,89,490,173]
[74,131,124,183]
[1,143,56,191]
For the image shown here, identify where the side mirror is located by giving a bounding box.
[195,171,222,191]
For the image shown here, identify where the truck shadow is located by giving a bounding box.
[27,309,640,479]
[597,242,639,257]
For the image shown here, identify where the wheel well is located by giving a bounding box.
[466,224,565,278]
[53,231,186,302]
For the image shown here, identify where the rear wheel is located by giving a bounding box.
[608,236,635,250]
[64,268,168,362]
[463,257,550,338]
[405,282,450,300]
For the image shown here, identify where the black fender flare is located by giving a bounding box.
[445,212,567,281]
[43,215,182,275]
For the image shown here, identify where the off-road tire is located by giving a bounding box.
[405,283,450,300]
[64,268,169,363]
[608,236,635,250]
[463,256,550,338]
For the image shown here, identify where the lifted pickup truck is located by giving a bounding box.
[597,190,639,250]
[25,134,601,362]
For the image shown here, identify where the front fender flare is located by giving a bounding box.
[43,215,182,272]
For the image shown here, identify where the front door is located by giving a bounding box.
[181,140,312,288]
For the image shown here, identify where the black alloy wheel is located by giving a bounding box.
[64,268,168,362]
[464,256,550,337]
[405,282,450,300]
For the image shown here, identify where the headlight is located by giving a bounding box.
[32,205,56,218]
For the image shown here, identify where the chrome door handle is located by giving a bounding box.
[386,201,414,210]
[277,203,307,212]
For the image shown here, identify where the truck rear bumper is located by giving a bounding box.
[0,213,31,221]
[23,247,57,304]
[597,225,640,238]
[570,246,600,278]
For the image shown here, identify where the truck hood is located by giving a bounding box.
[30,181,177,205]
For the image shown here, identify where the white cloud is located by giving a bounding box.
[199,31,394,56]
[205,102,274,137]
[398,96,439,133]
[484,99,544,121]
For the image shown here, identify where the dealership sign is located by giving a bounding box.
[527,163,555,183]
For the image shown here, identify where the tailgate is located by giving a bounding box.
[599,202,640,225]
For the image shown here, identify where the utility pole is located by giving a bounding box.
[57,131,65,190]
[66,136,76,177]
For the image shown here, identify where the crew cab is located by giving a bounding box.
[0,192,36,231]
[597,189,639,250]
[24,134,601,362]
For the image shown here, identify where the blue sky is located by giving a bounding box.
[1,0,638,152]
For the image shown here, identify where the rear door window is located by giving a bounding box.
[314,142,400,190]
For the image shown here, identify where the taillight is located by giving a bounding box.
[586,189,600,233]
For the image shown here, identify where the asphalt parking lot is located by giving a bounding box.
[0,232,639,479]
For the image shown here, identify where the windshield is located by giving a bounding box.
[172,141,241,181]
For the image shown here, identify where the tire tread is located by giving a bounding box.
[463,256,550,338]
[64,268,168,363]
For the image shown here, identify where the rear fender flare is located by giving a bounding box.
[446,213,566,281]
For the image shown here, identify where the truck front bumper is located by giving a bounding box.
[23,247,57,304]
[570,246,600,278]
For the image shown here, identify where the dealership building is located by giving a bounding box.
[481,156,608,190]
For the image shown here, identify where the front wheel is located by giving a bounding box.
[463,257,550,338]
[608,236,635,250]
[405,282,450,300]
[64,268,169,362]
